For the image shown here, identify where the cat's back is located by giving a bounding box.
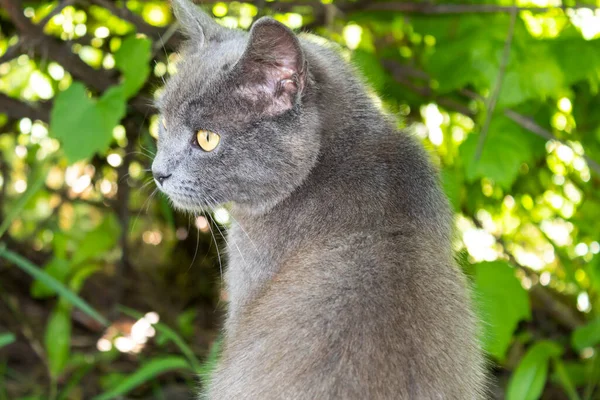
[214,227,486,399]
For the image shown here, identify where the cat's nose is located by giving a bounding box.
[154,172,172,186]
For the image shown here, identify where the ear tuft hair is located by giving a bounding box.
[234,18,307,116]
[171,0,228,44]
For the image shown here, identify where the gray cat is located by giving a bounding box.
[152,0,487,398]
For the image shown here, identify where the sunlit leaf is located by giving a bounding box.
[72,213,121,265]
[441,167,463,211]
[114,36,152,98]
[571,318,600,353]
[351,49,387,93]
[460,115,542,189]
[552,358,581,400]
[506,341,563,400]
[472,261,531,360]
[50,82,126,163]
[69,264,102,293]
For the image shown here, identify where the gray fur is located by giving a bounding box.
[153,1,487,398]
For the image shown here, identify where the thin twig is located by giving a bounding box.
[504,109,600,176]
[0,39,23,65]
[358,2,600,14]
[38,0,76,28]
[475,5,518,161]
[382,60,476,118]
[0,93,50,122]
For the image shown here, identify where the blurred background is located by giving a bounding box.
[0,0,599,399]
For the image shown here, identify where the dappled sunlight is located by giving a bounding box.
[97,312,160,354]
[343,24,363,50]
[568,8,600,40]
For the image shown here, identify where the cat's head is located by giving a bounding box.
[152,0,320,214]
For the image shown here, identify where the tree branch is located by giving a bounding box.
[88,0,183,49]
[382,60,476,118]
[38,0,77,27]
[0,39,24,65]
[0,93,50,122]
[0,0,116,93]
[88,0,164,37]
[504,109,600,176]
[358,2,600,14]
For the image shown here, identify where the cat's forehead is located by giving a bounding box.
[158,38,247,117]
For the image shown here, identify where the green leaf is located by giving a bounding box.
[198,337,222,386]
[0,245,108,327]
[158,193,175,229]
[176,308,197,339]
[552,358,582,400]
[50,82,127,163]
[441,167,463,212]
[472,261,531,360]
[351,49,387,94]
[72,213,121,265]
[0,333,16,349]
[97,85,127,124]
[31,258,70,298]
[506,341,563,400]
[45,301,72,379]
[415,14,520,94]
[552,359,600,394]
[552,38,600,86]
[551,361,589,388]
[0,169,46,239]
[92,356,192,400]
[571,318,600,352]
[114,36,152,98]
[98,372,126,392]
[69,264,101,293]
[460,115,540,189]
[498,42,565,109]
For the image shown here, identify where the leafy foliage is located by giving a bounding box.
[473,261,531,360]
[1,0,600,399]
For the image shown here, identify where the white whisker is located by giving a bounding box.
[204,208,224,280]
[204,197,250,274]
[131,187,158,234]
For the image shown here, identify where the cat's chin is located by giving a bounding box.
[168,196,212,213]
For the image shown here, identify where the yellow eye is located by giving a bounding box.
[196,129,220,152]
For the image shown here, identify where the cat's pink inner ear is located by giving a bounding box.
[236,18,306,114]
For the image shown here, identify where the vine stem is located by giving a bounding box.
[474,4,518,161]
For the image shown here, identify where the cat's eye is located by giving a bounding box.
[196,129,220,152]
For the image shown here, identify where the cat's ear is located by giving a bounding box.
[172,0,227,44]
[235,17,307,115]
